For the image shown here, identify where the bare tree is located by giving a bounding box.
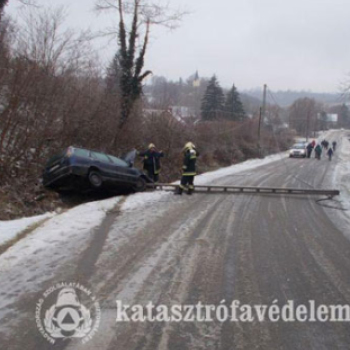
[288,98,319,138]
[15,7,94,75]
[0,7,101,181]
[0,0,37,22]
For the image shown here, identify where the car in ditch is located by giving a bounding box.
[43,146,152,192]
[289,143,307,158]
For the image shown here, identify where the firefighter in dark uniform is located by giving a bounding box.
[139,143,164,182]
[175,142,199,195]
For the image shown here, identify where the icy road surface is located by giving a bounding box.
[1,130,350,350]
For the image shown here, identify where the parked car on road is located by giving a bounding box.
[43,146,152,192]
[289,143,307,158]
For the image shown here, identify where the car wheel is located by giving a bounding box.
[133,177,146,192]
[89,171,103,188]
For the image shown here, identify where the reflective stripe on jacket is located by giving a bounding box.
[182,149,198,176]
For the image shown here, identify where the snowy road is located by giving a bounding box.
[1,130,350,350]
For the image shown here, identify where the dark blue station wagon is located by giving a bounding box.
[43,146,152,192]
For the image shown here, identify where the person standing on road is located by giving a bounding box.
[306,143,313,158]
[327,147,334,161]
[139,143,164,182]
[332,141,337,151]
[175,142,199,195]
[314,144,322,160]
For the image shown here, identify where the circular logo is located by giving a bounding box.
[36,282,101,344]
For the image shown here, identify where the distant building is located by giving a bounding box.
[317,113,338,122]
[143,105,199,124]
[317,113,338,129]
[326,113,338,123]
[170,106,193,119]
[192,71,200,87]
[186,71,201,88]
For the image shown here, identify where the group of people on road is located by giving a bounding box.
[138,141,199,195]
[306,139,337,161]
[306,139,316,158]
[139,137,339,194]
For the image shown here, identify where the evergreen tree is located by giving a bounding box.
[224,84,246,121]
[201,75,224,121]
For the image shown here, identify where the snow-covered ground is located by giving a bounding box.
[0,213,54,246]
[0,151,287,310]
[0,133,349,314]
[0,197,122,314]
[327,132,350,238]
[195,152,286,184]
[333,134,350,210]
[0,131,348,346]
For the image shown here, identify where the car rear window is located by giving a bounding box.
[108,155,128,167]
[73,148,90,158]
[91,152,112,163]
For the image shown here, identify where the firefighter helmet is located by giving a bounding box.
[184,142,195,151]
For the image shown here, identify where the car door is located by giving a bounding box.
[90,151,115,180]
[122,150,137,166]
[107,155,137,185]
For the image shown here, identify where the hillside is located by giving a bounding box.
[245,88,343,107]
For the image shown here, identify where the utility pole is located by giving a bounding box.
[258,84,267,158]
[306,110,310,142]
[262,84,267,121]
[258,107,262,156]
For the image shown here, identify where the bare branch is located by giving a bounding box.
[13,6,96,76]
[95,0,188,32]
[18,0,38,6]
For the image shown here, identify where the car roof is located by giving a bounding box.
[69,146,123,159]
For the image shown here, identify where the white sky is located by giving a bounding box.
[6,0,350,92]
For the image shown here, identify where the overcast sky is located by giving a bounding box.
[7,0,350,93]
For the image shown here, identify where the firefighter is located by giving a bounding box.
[139,143,164,182]
[175,142,199,195]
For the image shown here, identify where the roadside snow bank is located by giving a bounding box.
[324,132,350,240]
[0,196,122,312]
[333,135,350,210]
[195,152,286,185]
[0,212,55,246]
[0,196,122,265]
